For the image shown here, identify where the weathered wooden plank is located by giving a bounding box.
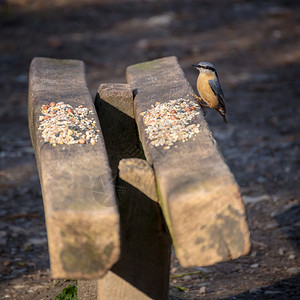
[97,271,154,300]
[95,83,142,179]
[77,280,97,300]
[97,83,134,118]
[93,83,171,300]
[28,57,120,279]
[119,158,158,202]
[126,56,250,267]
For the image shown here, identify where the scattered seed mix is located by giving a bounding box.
[140,98,201,149]
[38,102,99,146]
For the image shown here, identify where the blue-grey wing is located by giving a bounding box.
[208,78,226,110]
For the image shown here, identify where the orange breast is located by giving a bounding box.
[196,73,219,109]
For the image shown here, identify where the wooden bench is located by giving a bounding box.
[28,58,120,280]
[28,56,250,299]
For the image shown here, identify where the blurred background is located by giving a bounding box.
[0,0,299,299]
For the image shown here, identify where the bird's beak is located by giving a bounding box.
[192,64,199,68]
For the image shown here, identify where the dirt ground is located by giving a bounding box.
[0,0,299,299]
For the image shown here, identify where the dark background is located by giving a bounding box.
[0,0,299,299]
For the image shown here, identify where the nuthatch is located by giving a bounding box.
[192,62,227,123]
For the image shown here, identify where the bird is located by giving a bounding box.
[192,62,227,123]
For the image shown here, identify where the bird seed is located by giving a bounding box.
[140,98,201,149]
[38,102,99,146]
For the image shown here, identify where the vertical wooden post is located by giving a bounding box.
[93,83,171,300]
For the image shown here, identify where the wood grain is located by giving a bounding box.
[94,83,171,300]
[28,57,120,279]
[127,56,250,267]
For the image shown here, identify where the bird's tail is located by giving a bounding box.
[217,107,227,124]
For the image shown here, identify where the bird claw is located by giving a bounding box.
[191,94,207,106]
[191,93,200,99]
[190,93,207,115]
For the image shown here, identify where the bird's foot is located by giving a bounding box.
[194,95,209,106]
[190,94,208,115]
[191,93,200,100]
[190,93,205,105]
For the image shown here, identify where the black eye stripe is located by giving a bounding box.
[199,65,215,72]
